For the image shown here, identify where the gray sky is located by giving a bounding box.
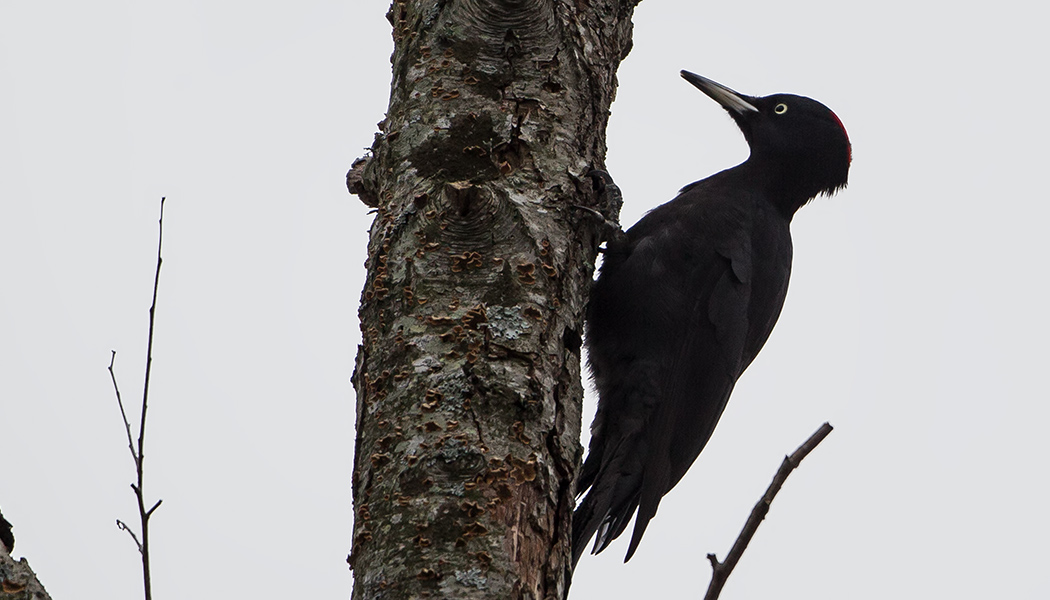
[2,1,1048,598]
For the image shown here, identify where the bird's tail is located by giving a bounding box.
[571,491,601,567]
[570,458,644,567]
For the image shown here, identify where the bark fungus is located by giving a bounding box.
[348,1,636,597]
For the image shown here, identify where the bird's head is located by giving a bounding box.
[681,70,851,210]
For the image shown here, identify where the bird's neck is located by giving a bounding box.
[735,157,824,219]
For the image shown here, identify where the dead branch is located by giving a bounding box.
[109,196,167,600]
[703,422,834,600]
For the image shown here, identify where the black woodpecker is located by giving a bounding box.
[0,508,13,554]
[573,71,851,567]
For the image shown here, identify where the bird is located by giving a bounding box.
[572,70,851,567]
[0,508,13,554]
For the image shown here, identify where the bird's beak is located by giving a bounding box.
[680,71,758,114]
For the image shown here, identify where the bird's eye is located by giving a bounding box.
[774,103,788,114]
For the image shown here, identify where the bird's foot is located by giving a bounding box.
[587,169,624,217]
[575,170,626,247]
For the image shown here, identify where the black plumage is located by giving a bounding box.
[0,508,13,554]
[573,71,851,566]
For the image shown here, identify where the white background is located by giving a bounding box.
[2,1,1048,598]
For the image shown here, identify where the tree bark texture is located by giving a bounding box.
[0,551,53,600]
[347,0,636,598]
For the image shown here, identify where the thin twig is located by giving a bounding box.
[116,519,143,553]
[109,351,138,460]
[110,197,167,600]
[703,422,834,600]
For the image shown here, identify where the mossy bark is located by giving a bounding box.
[347,1,636,597]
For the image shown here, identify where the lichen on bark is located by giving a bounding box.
[348,1,636,597]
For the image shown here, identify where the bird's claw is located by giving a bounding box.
[576,170,626,246]
[587,169,623,212]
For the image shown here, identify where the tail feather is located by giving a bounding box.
[571,440,646,566]
[621,475,664,560]
[574,352,664,565]
[572,480,645,566]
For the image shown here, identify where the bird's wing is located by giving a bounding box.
[622,211,754,561]
[576,190,761,563]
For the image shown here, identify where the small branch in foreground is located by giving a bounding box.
[703,422,834,600]
[109,197,167,600]
[115,519,143,553]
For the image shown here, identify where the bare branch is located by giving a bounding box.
[108,350,138,461]
[110,197,167,600]
[139,197,165,466]
[116,519,143,553]
[146,499,163,519]
[703,422,834,600]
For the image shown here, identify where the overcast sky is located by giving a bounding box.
[2,1,1048,598]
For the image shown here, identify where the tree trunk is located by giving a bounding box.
[0,551,53,600]
[347,1,636,598]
